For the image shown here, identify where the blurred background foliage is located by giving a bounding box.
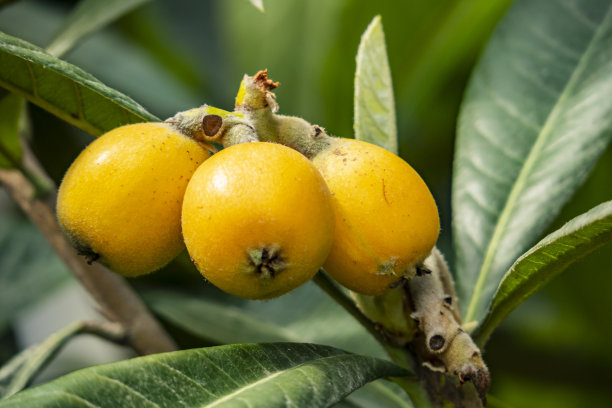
[0,0,610,407]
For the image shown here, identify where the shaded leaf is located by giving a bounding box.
[0,30,158,136]
[147,290,297,344]
[0,93,23,168]
[0,343,409,408]
[46,0,150,58]
[346,381,414,408]
[475,201,612,346]
[0,215,70,334]
[354,15,397,154]
[453,0,612,325]
[144,282,384,358]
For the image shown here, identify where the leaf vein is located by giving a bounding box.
[92,373,160,407]
[152,361,216,398]
[464,3,612,323]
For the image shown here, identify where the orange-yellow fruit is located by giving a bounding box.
[312,138,440,295]
[57,123,212,276]
[182,142,334,299]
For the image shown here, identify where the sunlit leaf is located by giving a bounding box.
[0,343,409,408]
[46,0,150,58]
[0,31,158,136]
[453,0,612,325]
[354,15,397,154]
[475,200,612,346]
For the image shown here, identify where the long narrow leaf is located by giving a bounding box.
[0,343,410,408]
[475,201,612,346]
[453,0,612,325]
[0,31,158,136]
[0,0,152,170]
[354,15,397,154]
[46,0,150,58]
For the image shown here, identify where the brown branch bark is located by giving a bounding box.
[0,168,177,355]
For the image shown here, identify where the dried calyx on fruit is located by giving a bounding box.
[234,71,440,296]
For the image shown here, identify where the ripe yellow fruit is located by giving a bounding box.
[312,138,440,295]
[182,142,334,299]
[57,123,212,276]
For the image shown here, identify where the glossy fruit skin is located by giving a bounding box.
[312,138,440,295]
[57,123,212,276]
[182,142,334,299]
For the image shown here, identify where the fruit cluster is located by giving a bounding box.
[57,72,439,299]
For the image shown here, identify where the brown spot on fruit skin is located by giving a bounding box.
[382,179,389,204]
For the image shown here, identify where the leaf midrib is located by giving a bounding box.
[463,4,612,324]
[203,353,353,408]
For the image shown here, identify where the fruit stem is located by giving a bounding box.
[222,123,259,147]
[234,71,334,157]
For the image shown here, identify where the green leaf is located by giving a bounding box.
[453,0,612,325]
[144,285,413,407]
[0,215,70,334]
[46,0,150,58]
[346,381,414,408]
[147,290,297,344]
[397,0,513,108]
[0,30,158,136]
[0,0,149,169]
[0,343,409,408]
[0,92,23,168]
[354,15,397,154]
[248,0,265,13]
[144,283,384,358]
[474,200,612,346]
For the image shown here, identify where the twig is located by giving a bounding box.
[0,168,177,355]
[1,320,126,398]
[313,271,385,344]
